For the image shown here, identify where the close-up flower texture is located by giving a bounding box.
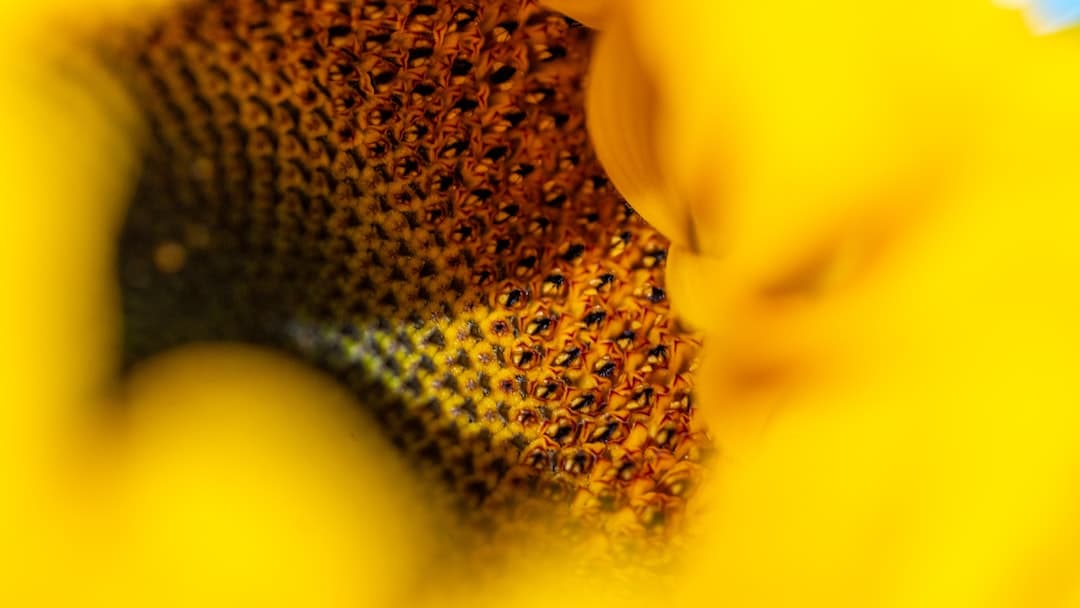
[4,0,1080,606]
[112,0,707,562]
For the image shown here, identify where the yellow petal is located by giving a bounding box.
[575,0,1080,604]
[1,8,439,604]
[584,11,694,249]
[541,0,609,28]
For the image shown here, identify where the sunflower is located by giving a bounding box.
[4,1,1080,606]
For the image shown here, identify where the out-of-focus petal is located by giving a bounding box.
[550,0,1080,603]
[589,1,1016,291]
[1,6,440,605]
[679,179,1080,604]
[117,346,438,606]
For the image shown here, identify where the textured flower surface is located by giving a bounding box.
[5,0,1080,606]
[3,0,701,603]
[108,1,707,563]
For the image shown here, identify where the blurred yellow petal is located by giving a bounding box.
[118,346,437,606]
[1,6,439,605]
[1,3,139,496]
[554,0,1080,604]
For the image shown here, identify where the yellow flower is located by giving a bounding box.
[6,0,1080,606]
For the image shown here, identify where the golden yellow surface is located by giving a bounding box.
[5,0,1080,606]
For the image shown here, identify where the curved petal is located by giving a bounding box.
[583,7,694,249]
[541,0,610,28]
[1,7,440,604]
[580,0,1080,603]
